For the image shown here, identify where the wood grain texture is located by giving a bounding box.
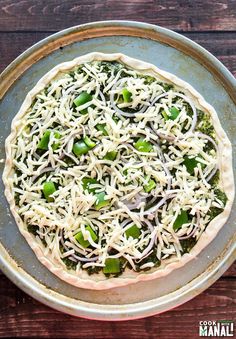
[0,31,235,76]
[0,0,235,32]
[223,262,236,277]
[0,274,235,339]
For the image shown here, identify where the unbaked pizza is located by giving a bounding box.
[3,53,234,289]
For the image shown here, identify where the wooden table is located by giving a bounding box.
[0,1,235,337]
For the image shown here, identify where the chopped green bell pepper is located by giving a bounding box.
[73,140,90,156]
[74,225,97,248]
[82,177,98,194]
[74,91,92,106]
[82,178,109,209]
[94,192,109,210]
[183,156,203,175]
[162,106,180,121]
[144,178,156,193]
[103,258,121,274]
[74,91,93,114]
[52,131,61,150]
[37,130,61,151]
[43,181,57,202]
[169,106,180,120]
[134,138,153,153]
[83,136,96,149]
[173,210,189,231]
[104,151,117,161]
[125,224,141,239]
[122,88,132,103]
[37,130,50,150]
[95,123,108,136]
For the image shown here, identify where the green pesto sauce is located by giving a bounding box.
[214,188,227,205]
[100,61,123,75]
[17,60,228,276]
[14,193,20,206]
[27,224,39,236]
[180,237,197,254]
[208,170,220,187]
[208,188,227,221]
[135,250,161,272]
[62,257,77,270]
[86,266,103,275]
[196,109,215,138]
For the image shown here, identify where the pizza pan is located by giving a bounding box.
[0,21,235,320]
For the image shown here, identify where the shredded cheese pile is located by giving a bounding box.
[11,61,226,275]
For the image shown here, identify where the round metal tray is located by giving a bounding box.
[0,21,235,320]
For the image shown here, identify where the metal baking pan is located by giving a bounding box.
[0,21,235,320]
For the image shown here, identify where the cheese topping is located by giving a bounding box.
[11,61,227,276]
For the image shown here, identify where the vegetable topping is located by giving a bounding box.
[11,60,226,276]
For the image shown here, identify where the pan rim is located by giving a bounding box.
[0,20,235,320]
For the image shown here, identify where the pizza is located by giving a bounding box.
[3,53,234,289]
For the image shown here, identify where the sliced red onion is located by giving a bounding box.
[121,219,132,228]
[135,249,153,263]
[132,232,156,260]
[142,161,172,215]
[69,252,99,262]
[32,167,54,182]
[68,256,77,263]
[149,122,175,142]
[142,196,167,215]
[205,165,218,182]
[154,213,160,227]
[142,219,154,232]
[196,132,219,182]
[33,152,41,160]
[124,194,147,210]
[196,132,218,151]
[149,91,197,139]
[110,78,149,117]
[98,90,106,104]
[154,214,160,245]
[30,123,40,134]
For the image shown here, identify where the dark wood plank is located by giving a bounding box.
[223,262,236,277]
[0,0,235,32]
[0,274,235,338]
[0,32,235,76]
[185,32,236,77]
[0,32,49,72]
